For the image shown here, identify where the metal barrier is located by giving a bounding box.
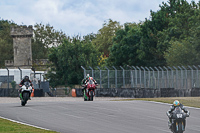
[81,65,200,89]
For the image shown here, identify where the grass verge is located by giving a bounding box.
[0,117,58,133]
[115,97,200,108]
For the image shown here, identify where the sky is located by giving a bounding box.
[0,0,199,36]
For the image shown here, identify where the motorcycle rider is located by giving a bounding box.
[19,76,33,100]
[81,74,90,92]
[166,100,190,129]
[81,74,98,92]
[87,77,98,87]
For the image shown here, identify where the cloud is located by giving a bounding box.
[0,0,199,36]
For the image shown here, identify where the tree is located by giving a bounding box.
[0,19,16,68]
[160,0,200,65]
[107,23,141,66]
[164,40,198,66]
[32,23,67,60]
[138,2,172,66]
[92,19,122,56]
[47,36,100,87]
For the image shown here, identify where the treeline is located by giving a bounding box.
[1,0,200,87]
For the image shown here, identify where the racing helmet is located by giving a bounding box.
[24,76,29,81]
[86,74,90,79]
[173,100,180,106]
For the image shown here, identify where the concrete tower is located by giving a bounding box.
[10,25,33,68]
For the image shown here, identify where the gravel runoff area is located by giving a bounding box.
[0,97,129,103]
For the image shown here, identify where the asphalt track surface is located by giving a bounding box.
[0,97,200,133]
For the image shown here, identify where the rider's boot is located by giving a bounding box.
[19,93,22,100]
[168,120,172,129]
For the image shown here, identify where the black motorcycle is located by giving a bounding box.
[170,107,189,133]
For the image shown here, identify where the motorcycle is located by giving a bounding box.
[19,82,33,106]
[83,79,97,101]
[169,107,189,133]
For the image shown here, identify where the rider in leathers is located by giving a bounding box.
[19,76,33,100]
[81,74,90,92]
[81,74,98,93]
[166,100,190,129]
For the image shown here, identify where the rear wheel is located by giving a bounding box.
[90,90,93,101]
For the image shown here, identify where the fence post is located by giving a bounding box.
[81,66,86,78]
[168,66,174,88]
[154,67,159,89]
[193,65,198,88]
[127,65,134,88]
[97,66,102,88]
[198,65,200,88]
[159,66,164,88]
[31,67,36,78]
[136,66,141,88]
[163,66,169,88]
[105,66,109,88]
[120,66,125,88]
[173,66,178,89]
[6,67,9,89]
[182,66,187,89]
[178,66,183,89]
[141,66,146,88]
[89,66,94,78]
[188,65,193,88]
[18,67,22,80]
[112,66,117,88]
[149,67,155,89]
[132,66,137,88]
[145,67,150,88]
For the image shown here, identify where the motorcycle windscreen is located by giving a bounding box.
[87,80,96,89]
[174,107,182,114]
[24,81,31,88]
[89,80,94,84]
[172,107,185,119]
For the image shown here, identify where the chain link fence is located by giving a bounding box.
[82,65,200,89]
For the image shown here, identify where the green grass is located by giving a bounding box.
[0,118,58,133]
[115,97,200,108]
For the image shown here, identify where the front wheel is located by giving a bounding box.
[21,92,29,106]
[176,122,183,133]
[21,101,26,106]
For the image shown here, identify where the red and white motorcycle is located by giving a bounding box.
[83,77,97,101]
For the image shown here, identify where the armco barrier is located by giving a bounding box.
[75,88,199,98]
[0,89,18,97]
[0,88,199,97]
[96,88,158,98]
[34,89,44,97]
[75,88,159,98]
[191,88,200,97]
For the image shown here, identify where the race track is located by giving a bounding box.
[0,97,200,133]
